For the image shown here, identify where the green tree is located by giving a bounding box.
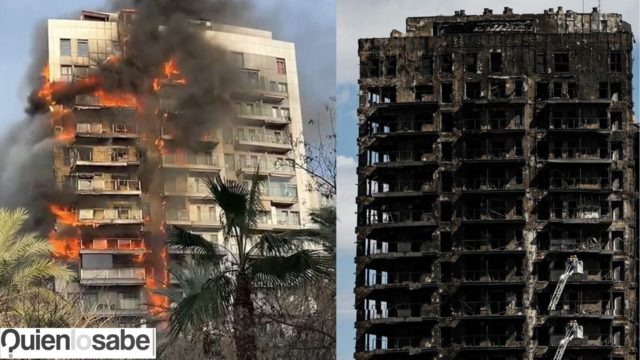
[0,207,72,327]
[167,175,331,360]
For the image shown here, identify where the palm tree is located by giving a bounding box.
[0,207,72,327]
[168,175,331,360]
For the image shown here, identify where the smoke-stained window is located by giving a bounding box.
[60,39,71,56]
[60,65,72,82]
[609,51,622,72]
[276,58,286,74]
[77,39,89,57]
[231,52,244,68]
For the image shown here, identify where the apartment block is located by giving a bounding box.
[355,7,638,360]
[47,10,316,322]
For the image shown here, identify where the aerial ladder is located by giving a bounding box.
[548,255,583,311]
[552,320,583,360]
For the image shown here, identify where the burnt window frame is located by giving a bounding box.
[553,52,570,72]
[490,51,503,73]
[415,84,434,102]
[609,51,623,72]
[420,54,433,75]
[490,79,506,99]
[514,80,524,98]
[384,55,397,76]
[464,52,478,73]
[440,53,453,74]
[465,82,482,99]
[441,82,453,103]
[535,51,546,74]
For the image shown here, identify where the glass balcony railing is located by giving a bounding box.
[236,128,291,147]
[75,179,141,193]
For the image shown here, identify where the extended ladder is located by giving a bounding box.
[548,255,583,311]
[553,320,583,360]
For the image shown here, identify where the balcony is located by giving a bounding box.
[364,271,436,289]
[547,117,609,132]
[368,180,437,197]
[236,104,290,125]
[161,127,218,144]
[264,183,298,203]
[460,269,524,283]
[462,147,524,162]
[548,238,611,252]
[72,146,139,167]
[363,210,437,228]
[367,119,437,135]
[74,179,141,195]
[549,333,612,347]
[238,71,288,102]
[235,155,295,177]
[462,208,524,223]
[78,208,143,225]
[165,209,220,227]
[368,150,437,168]
[81,238,146,254]
[549,207,612,223]
[363,240,437,257]
[546,147,613,163]
[547,300,612,317]
[162,153,221,171]
[462,178,524,192]
[453,300,524,317]
[236,128,291,152]
[80,268,146,286]
[458,239,524,252]
[162,183,208,198]
[549,268,612,282]
[360,303,436,321]
[459,335,523,348]
[549,177,612,192]
[274,211,301,230]
[76,123,138,138]
[362,336,436,353]
[462,118,525,132]
[85,298,147,317]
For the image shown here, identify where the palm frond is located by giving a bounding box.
[248,250,332,289]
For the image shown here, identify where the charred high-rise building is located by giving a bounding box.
[355,7,638,360]
[44,9,318,323]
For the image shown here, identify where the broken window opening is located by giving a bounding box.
[536,82,549,100]
[567,82,577,99]
[385,56,397,76]
[465,53,477,73]
[514,80,524,97]
[420,54,433,75]
[441,83,453,103]
[490,79,506,98]
[441,112,453,132]
[440,53,453,73]
[552,82,562,99]
[465,82,482,99]
[415,84,434,101]
[553,52,569,72]
[609,51,622,72]
[535,51,546,73]
[490,52,503,73]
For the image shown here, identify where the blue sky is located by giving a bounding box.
[335,1,639,359]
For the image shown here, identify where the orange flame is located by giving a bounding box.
[153,58,186,92]
[50,106,72,123]
[49,205,79,226]
[154,137,168,155]
[48,229,81,261]
[55,127,76,143]
[93,89,139,108]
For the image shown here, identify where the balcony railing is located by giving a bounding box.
[82,238,145,252]
[461,269,522,282]
[547,147,611,161]
[239,71,288,97]
[549,177,610,190]
[455,300,523,316]
[368,120,436,134]
[276,212,301,227]
[548,117,607,130]
[266,183,297,199]
[75,179,141,194]
[80,268,146,285]
[236,128,291,148]
[364,240,436,256]
[364,336,435,351]
[369,180,436,194]
[460,335,523,347]
[550,268,612,281]
[459,239,523,251]
[361,303,433,320]
[462,118,523,131]
[236,105,290,124]
[365,271,435,287]
[78,208,143,223]
[84,298,146,315]
[549,207,612,221]
[162,153,221,169]
[370,150,436,165]
[549,237,609,251]
[548,300,611,316]
[165,209,219,225]
[462,208,523,221]
[365,210,436,225]
[76,123,138,137]
[236,155,295,175]
[549,333,612,346]
[72,147,138,166]
[463,178,524,191]
[462,147,523,160]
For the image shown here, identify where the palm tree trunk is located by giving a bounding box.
[232,272,257,360]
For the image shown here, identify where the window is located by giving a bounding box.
[567,82,577,98]
[490,80,506,98]
[77,39,89,57]
[277,82,288,93]
[60,65,72,82]
[464,53,477,73]
[441,83,453,103]
[552,82,562,98]
[535,51,546,73]
[276,58,286,74]
[609,51,622,72]
[599,82,609,99]
[514,80,524,97]
[231,52,244,68]
[385,56,396,76]
[420,54,433,75]
[362,57,380,77]
[74,66,90,79]
[60,39,71,56]
[490,52,503,73]
[536,82,549,100]
[440,54,453,73]
[553,53,569,72]
[465,82,481,99]
[415,85,433,101]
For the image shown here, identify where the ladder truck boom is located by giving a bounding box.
[548,255,583,311]
[553,320,583,360]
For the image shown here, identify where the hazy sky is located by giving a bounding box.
[335,1,639,359]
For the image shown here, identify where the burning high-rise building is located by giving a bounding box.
[40,8,318,323]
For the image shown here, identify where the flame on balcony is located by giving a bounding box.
[55,127,76,143]
[48,229,80,261]
[154,137,168,155]
[153,58,186,92]
[48,205,80,226]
